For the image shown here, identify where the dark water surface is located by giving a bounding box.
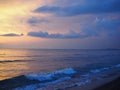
[0,49,120,81]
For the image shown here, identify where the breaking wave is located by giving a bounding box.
[13,68,76,90]
[0,64,120,90]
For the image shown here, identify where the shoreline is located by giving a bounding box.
[66,66,120,90]
[67,74,120,90]
[93,77,120,90]
[37,66,120,90]
[0,75,39,90]
[0,76,120,90]
[0,65,120,90]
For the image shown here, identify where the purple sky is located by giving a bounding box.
[0,0,120,49]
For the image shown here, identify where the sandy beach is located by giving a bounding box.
[93,77,120,90]
[67,74,120,90]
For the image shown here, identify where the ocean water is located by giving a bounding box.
[0,49,120,90]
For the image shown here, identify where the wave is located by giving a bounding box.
[1,64,120,90]
[0,60,32,63]
[9,68,75,90]
[59,64,120,90]
[14,77,71,90]
[1,55,43,57]
[0,54,6,55]
[0,68,76,90]
[25,68,76,82]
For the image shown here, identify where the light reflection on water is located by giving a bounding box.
[0,49,32,80]
[0,49,120,80]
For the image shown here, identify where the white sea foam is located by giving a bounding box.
[115,64,120,67]
[90,67,109,73]
[62,64,120,89]
[76,79,91,86]
[26,68,76,81]
[13,77,71,90]
[81,73,90,78]
[13,64,120,90]
[13,68,76,90]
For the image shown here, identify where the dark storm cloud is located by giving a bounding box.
[28,18,120,39]
[0,33,24,37]
[28,17,49,26]
[34,0,120,16]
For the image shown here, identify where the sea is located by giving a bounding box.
[0,49,120,90]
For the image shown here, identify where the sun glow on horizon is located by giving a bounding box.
[0,0,120,49]
[0,0,46,43]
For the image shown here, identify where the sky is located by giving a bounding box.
[0,0,120,49]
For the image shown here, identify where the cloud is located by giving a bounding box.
[83,18,120,37]
[0,33,24,37]
[28,18,120,39]
[28,30,86,39]
[27,17,49,26]
[34,0,120,16]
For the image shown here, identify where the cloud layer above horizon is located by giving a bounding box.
[0,33,23,37]
[28,18,120,39]
[0,0,120,49]
[34,0,120,16]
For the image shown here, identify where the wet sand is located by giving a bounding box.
[67,74,120,90]
[93,77,120,90]
[67,71,120,90]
